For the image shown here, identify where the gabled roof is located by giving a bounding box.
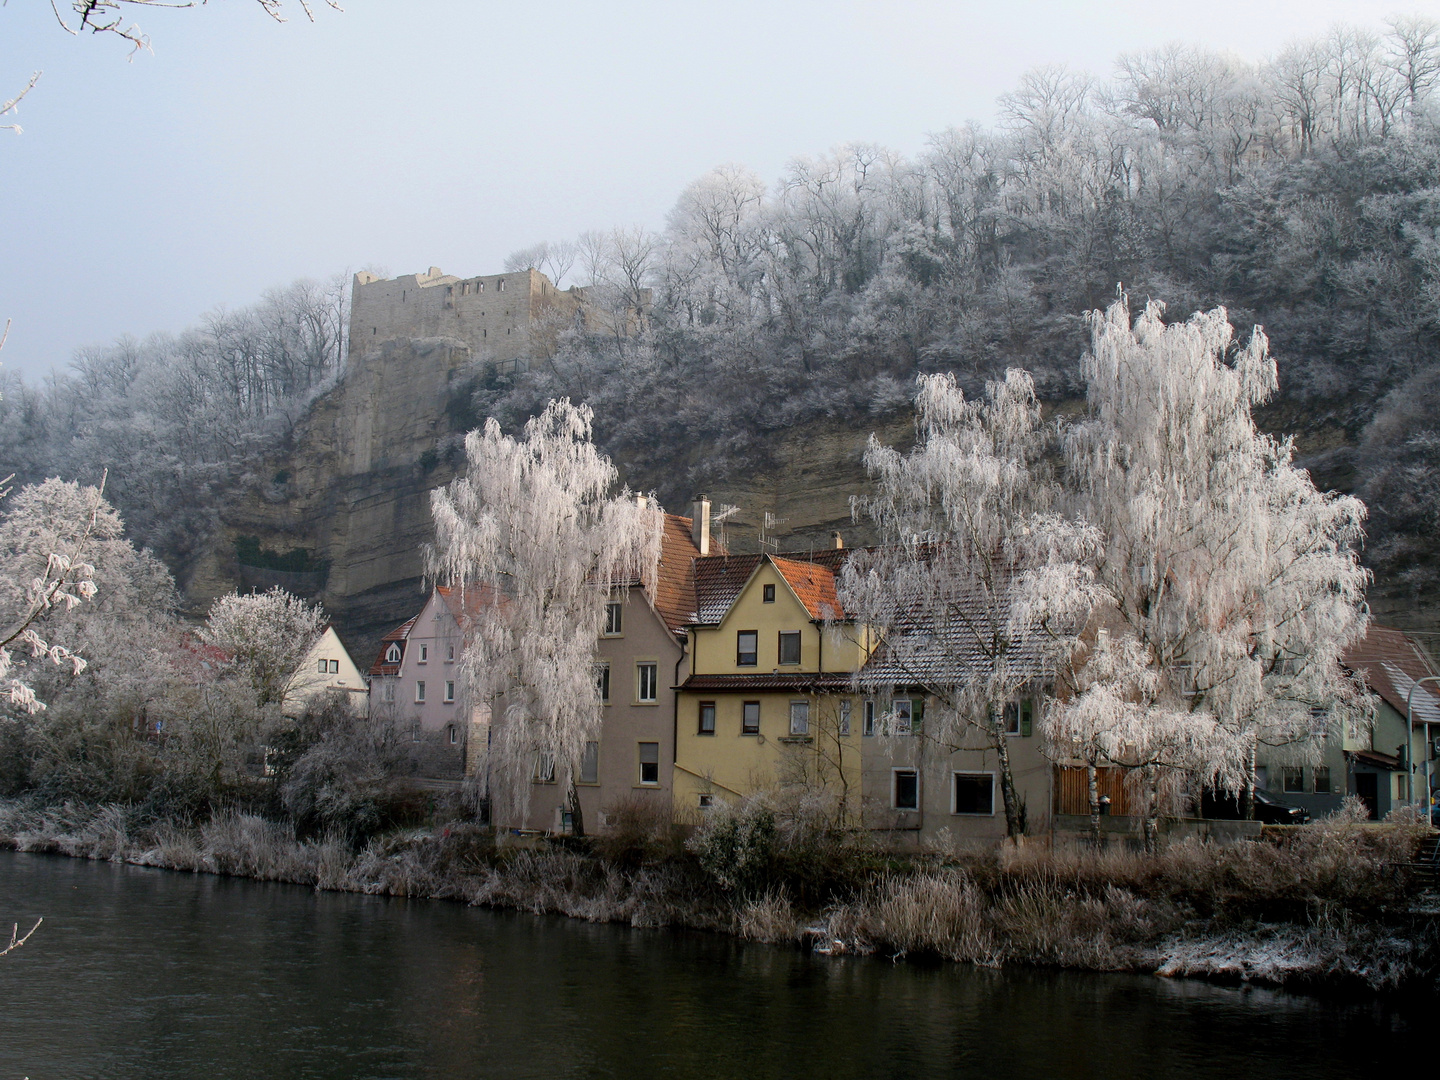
[690,548,852,627]
[1344,625,1440,722]
[368,615,417,678]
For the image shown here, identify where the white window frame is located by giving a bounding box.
[383,680,395,704]
[892,698,913,735]
[951,771,997,816]
[446,644,455,663]
[839,700,851,736]
[329,659,339,674]
[444,681,455,703]
[317,659,328,675]
[446,724,457,745]
[597,662,610,704]
[892,767,920,811]
[385,642,401,664]
[636,662,658,704]
[415,680,426,704]
[603,602,623,637]
[789,700,810,736]
[418,644,429,663]
[638,742,660,785]
[863,700,876,736]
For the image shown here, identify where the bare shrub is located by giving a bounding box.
[591,794,684,867]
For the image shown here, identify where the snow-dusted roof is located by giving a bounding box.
[1343,624,1440,721]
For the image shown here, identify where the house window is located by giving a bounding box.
[603,602,623,636]
[953,772,995,815]
[778,632,801,666]
[863,700,876,736]
[737,631,758,667]
[638,742,659,785]
[742,701,761,735]
[446,645,455,662]
[1282,767,1304,793]
[385,643,401,663]
[329,659,339,674]
[581,741,599,784]
[415,681,426,704]
[1019,698,1034,737]
[1001,702,1020,735]
[535,754,556,783]
[763,584,775,603]
[839,700,851,736]
[597,663,610,703]
[893,698,913,735]
[446,724,457,745]
[383,680,395,703]
[789,700,810,736]
[698,701,716,735]
[636,663,658,703]
[893,769,920,811]
[444,681,455,703]
[418,644,428,663]
[1314,766,1332,794]
[318,659,328,674]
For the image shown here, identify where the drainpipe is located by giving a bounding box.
[672,629,689,769]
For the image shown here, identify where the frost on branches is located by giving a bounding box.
[198,587,327,714]
[840,371,1100,838]
[0,478,107,715]
[427,399,663,830]
[1049,298,1370,846]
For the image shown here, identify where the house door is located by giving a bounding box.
[1354,772,1379,820]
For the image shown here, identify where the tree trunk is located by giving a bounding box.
[1239,738,1258,821]
[1087,760,1102,846]
[1143,772,1160,854]
[994,722,1024,839]
[567,776,585,838]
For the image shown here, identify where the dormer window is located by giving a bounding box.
[385,643,401,664]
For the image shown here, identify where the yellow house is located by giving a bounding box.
[673,548,875,821]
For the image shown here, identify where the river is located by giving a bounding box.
[0,849,1427,1079]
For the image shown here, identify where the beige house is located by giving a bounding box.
[284,625,367,717]
[511,507,710,833]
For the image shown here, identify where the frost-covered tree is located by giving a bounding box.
[840,371,1099,838]
[1050,298,1370,847]
[0,478,107,714]
[198,587,326,715]
[427,399,663,832]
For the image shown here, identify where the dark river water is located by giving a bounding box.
[0,849,1428,1079]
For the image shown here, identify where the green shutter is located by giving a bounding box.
[1020,698,1033,737]
[911,697,924,734]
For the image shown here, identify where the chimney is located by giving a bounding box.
[635,493,648,510]
[831,531,844,550]
[692,494,711,556]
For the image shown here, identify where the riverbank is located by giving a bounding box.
[1,798,1435,991]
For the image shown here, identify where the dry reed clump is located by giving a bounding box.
[735,890,802,944]
[590,795,686,867]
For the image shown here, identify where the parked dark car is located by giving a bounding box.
[1201,787,1311,824]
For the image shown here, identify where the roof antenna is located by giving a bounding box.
[713,503,740,556]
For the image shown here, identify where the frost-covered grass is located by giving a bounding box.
[1,797,1434,991]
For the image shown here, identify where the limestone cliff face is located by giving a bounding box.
[185,337,473,661]
[184,340,907,665]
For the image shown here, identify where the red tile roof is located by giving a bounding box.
[771,556,844,621]
[1343,624,1440,723]
[649,513,709,636]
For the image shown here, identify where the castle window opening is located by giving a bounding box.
[498,279,505,291]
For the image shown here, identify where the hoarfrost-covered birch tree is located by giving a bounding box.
[427,399,663,833]
[840,371,1100,838]
[1049,297,1370,848]
[198,587,326,715]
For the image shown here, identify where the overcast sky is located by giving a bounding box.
[2,0,1437,378]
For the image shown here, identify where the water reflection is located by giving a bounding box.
[0,850,1423,1079]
